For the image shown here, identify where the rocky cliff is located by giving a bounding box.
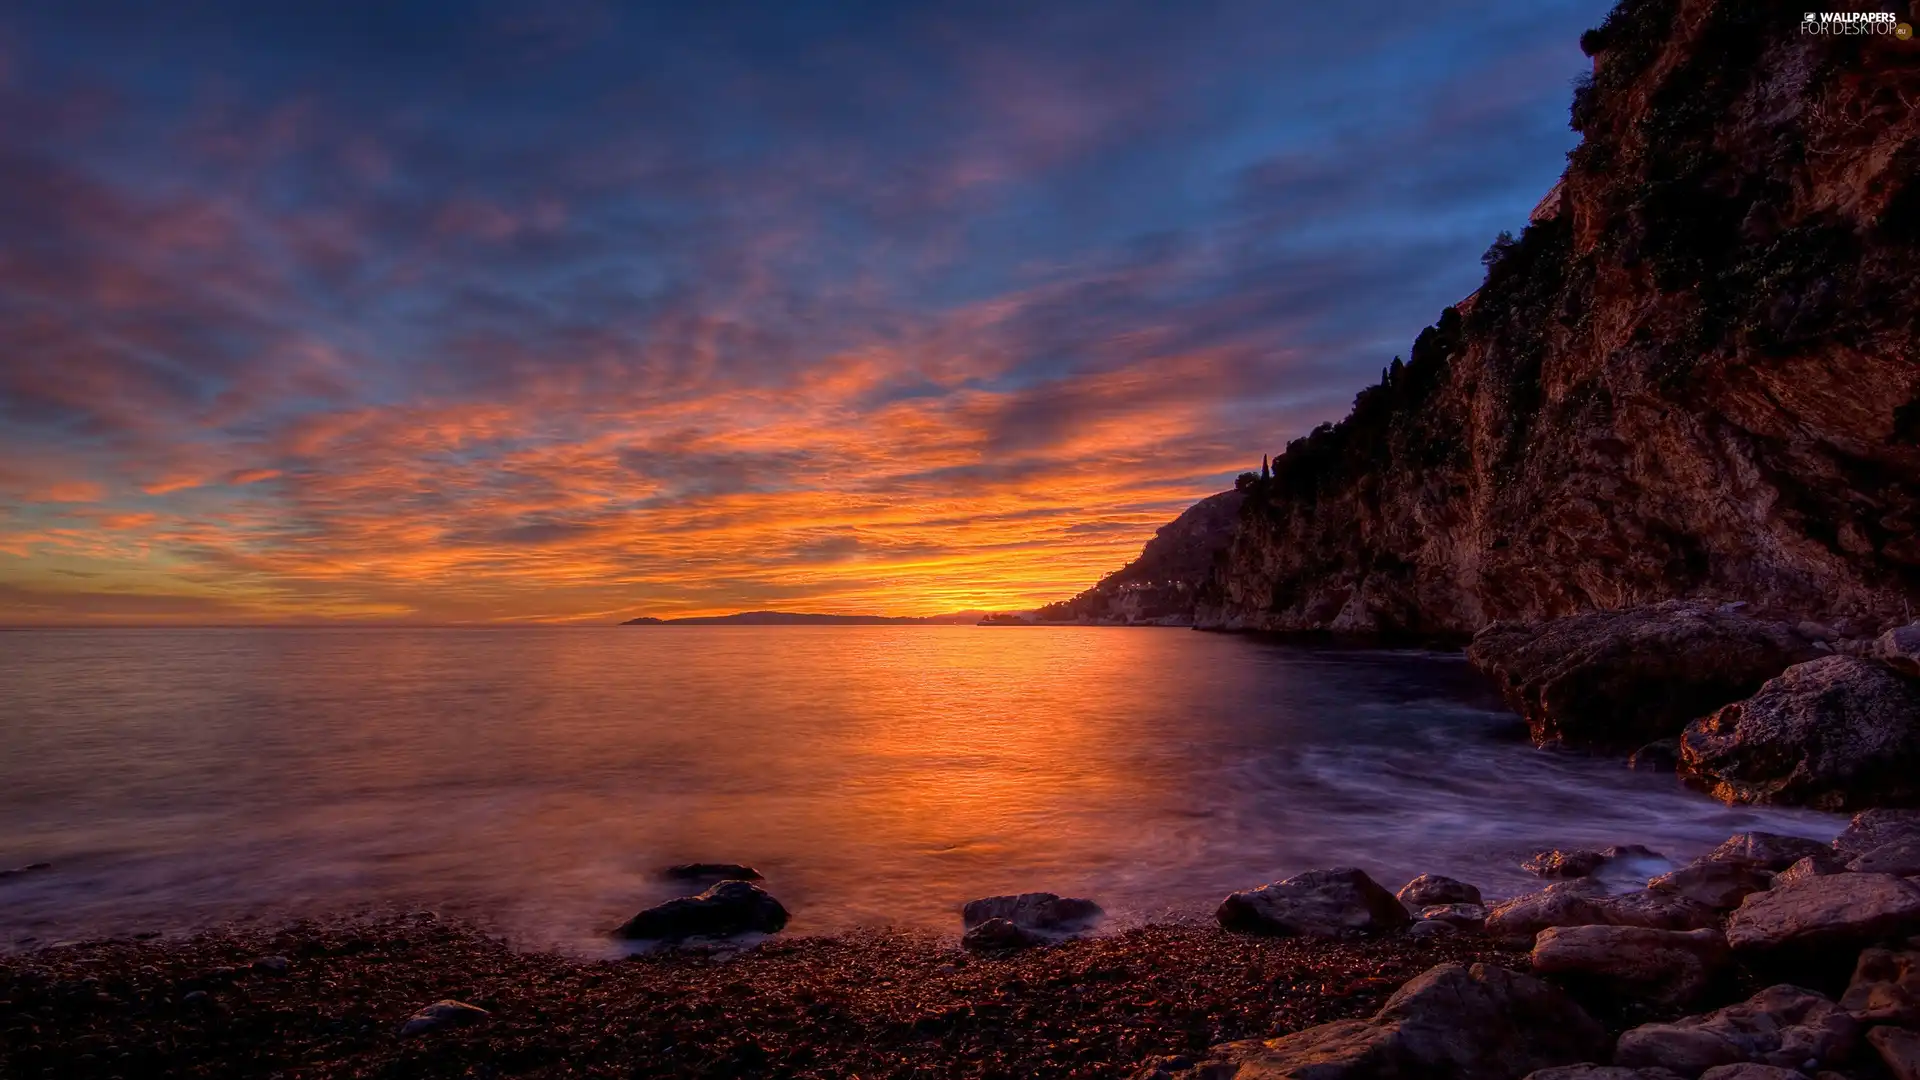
[1188,0,1920,636]
[1033,490,1244,624]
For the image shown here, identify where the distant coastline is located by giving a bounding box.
[620,610,986,626]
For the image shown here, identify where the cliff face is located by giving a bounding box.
[1194,0,1920,636]
[1034,490,1244,624]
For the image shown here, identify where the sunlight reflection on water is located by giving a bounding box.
[0,627,1840,955]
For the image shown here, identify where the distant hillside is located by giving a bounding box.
[621,610,985,626]
[1029,490,1245,625]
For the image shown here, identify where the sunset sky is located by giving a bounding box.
[0,0,1609,624]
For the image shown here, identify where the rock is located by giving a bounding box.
[1850,839,1920,876]
[0,862,52,881]
[1398,874,1483,908]
[399,999,489,1038]
[250,955,290,975]
[1603,844,1666,863]
[1835,809,1920,859]
[1628,740,1681,772]
[1407,919,1459,940]
[1842,948,1920,1025]
[1485,880,1613,940]
[1697,1067,1809,1080]
[1870,1025,1920,1080]
[1727,873,1920,952]
[1154,963,1608,1079]
[1525,849,1607,878]
[1525,1069,1685,1080]
[1597,889,1718,932]
[961,918,1037,952]
[1704,832,1834,871]
[1877,623,1920,666]
[1649,858,1772,910]
[1773,852,1848,888]
[180,990,209,1006]
[1419,903,1489,931]
[1466,608,1821,750]
[1680,655,1920,810]
[663,862,762,882]
[1531,925,1729,1006]
[613,880,790,941]
[1614,985,1857,1074]
[1216,867,1411,938]
[961,892,1103,933]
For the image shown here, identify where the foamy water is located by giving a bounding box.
[0,626,1840,955]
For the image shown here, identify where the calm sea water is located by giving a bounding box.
[0,626,1840,955]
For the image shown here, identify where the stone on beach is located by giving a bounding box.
[1525,849,1607,878]
[1612,984,1857,1075]
[1649,858,1772,911]
[1397,873,1482,908]
[1216,867,1411,938]
[1418,902,1489,931]
[1842,948,1920,1025]
[1484,879,1612,940]
[1703,832,1833,871]
[961,917,1037,953]
[1597,889,1718,931]
[1152,963,1607,1080]
[613,880,790,941]
[961,892,1103,933]
[1726,873,1920,953]
[1530,925,1729,1006]
[1680,655,1920,810]
[662,862,762,882]
[1869,1025,1920,1080]
[399,999,490,1037]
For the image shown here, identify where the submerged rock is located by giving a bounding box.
[960,892,1103,934]
[1680,655,1920,810]
[613,880,790,942]
[1726,873,1920,953]
[1530,925,1729,1006]
[1217,867,1411,938]
[1613,985,1857,1075]
[399,999,490,1038]
[1397,874,1482,908]
[1467,607,1819,750]
[1525,849,1607,879]
[1649,858,1772,911]
[662,862,762,882]
[1153,963,1607,1080]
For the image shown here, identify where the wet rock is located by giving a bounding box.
[1835,809,1920,859]
[251,954,290,975]
[961,918,1037,953]
[1842,948,1920,1025]
[1727,873,1920,953]
[961,893,1103,933]
[1697,1067,1809,1080]
[613,880,790,941]
[0,861,52,881]
[1466,608,1820,750]
[399,999,489,1037]
[1419,903,1489,931]
[1406,919,1459,940]
[1628,740,1681,772]
[662,862,762,882]
[1649,858,1772,911]
[1877,623,1920,667]
[1603,844,1665,863]
[1597,889,1718,932]
[1525,849,1607,879]
[1525,1068,1685,1080]
[1531,925,1729,1006]
[1773,852,1848,888]
[1613,984,1857,1075]
[1869,1024,1920,1080]
[1156,963,1607,1079]
[1850,839,1920,876]
[1485,880,1612,940]
[1216,867,1411,938]
[1398,874,1482,908]
[1680,656,1920,810]
[1704,832,1833,871]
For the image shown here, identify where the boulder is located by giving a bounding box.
[1628,740,1681,772]
[961,892,1103,933]
[1841,948,1920,1025]
[1407,919,1459,940]
[1876,622,1920,667]
[1726,873,1920,952]
[662,862,762,882]
[1613,984,1857,1075]
[1149,962,1608,1080]
[1834,809,1920,859]
[399,999,489,1038]
[1485,880,1612,940]
[1420,903,1489,931]
[1697,1067,1812,1080]
[1649,858,1772,910]
[1704,832,1833,871]
[1773,852,1848,888]
[1869,1025,1920,1080]
[1597,889,1718,932]
[1531,925,1729,1006]
[1217,867,1411,938]
[1525,849,1607,879]
[1399,874,1483,908]
[613,880,790,941]
[1466,606,1820,750]
[1524,1069,1685,1080]
[961,917,1036,952]
[1850,839,1920,876]
[1679,655,1920,810]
